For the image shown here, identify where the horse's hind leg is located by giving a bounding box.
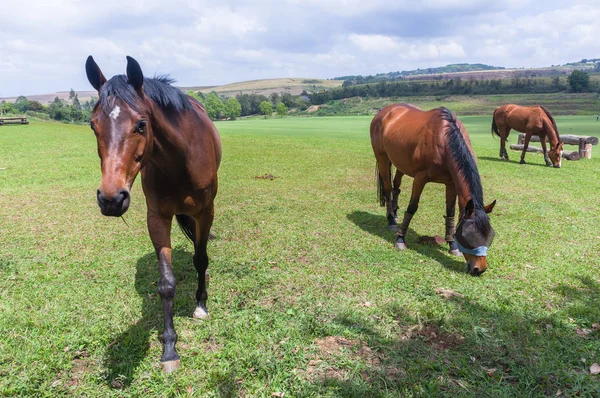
[147,211,180,372]
[500,127,511,160]
[376,159,396,230]
[192,203,214,320]
[392,169,403,220]
[395,174,427,250]
[445,183,461,256]
[520,133,532,164]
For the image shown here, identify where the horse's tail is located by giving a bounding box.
[176,214,195,243]
[376,162,390,207]
[540,106,559,139]
[491,109,500,138]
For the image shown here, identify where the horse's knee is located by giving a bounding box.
[158,275,176,298]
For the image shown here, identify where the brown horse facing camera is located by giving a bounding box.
[86,56,222,372]
[371,104,496,276]
[492,104,563,167]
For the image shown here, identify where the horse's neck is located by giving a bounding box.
[543,119,559,145]
[149,112,186,170]
[447,154,483,214]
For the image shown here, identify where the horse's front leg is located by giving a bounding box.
[445,183,461,256]
[540,136,551,166]
[395,175,427,250]
[147,211,180,373]
[520,134,532,164]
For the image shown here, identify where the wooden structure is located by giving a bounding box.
[510,133,598,161]
[0,116,29,126]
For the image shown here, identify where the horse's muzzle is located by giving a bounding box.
[97,189,130,217]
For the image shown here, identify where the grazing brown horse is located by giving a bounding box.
[371,104,496,276]
[86,56,221,372]
[491,104,563,167]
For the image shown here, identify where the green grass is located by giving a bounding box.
[1,115,600,396]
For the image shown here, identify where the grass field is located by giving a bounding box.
[1,114,600,396]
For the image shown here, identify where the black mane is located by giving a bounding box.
[440,107,491,232]
[99,75,192,113]
[540,106,560,139]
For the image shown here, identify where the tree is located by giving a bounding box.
[270,92,279,106]
[1,101,14,114]
[13,96,30,113]
[69,88,76,101]
[71,94,83,122]
[567,70,590,92]
[48,97,69,121]
[276,102,288,117]
[259,101,272,117]
[224,97,241,120]
[186,90,204,104]
[204,92,225,120]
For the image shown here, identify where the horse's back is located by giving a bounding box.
[495,104,545,131]
[371,104,447,177]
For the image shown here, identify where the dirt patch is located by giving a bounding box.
[303,336,403,382]
[254,174,277,180]
[418,235,446,246]
[63,350,95,388]
[401,324,464,350]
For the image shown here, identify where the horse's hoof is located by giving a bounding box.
[449,249,462,257]
[545,163,552,167]
[193,306,210,319]
[161,359,180,373]
[519,159,526,164]
[395,241,407,250]
[388,224,398,232]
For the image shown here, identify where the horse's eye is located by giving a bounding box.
[136,120,147,133]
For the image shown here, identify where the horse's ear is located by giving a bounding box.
[465,199,474,217]
[85,56,106,92]
[484,200,496,214]
[126,56,144,91]
[558,142,564,150]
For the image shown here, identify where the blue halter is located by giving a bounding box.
[454,237,488,256]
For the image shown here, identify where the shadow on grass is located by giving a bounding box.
[103,245,201,387]
[478,156,549,167]
[346,210,465,273]
[303,274,600,396]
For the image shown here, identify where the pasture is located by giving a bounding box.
[1,115,600,396]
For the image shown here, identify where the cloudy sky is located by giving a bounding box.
[1,0,599,97]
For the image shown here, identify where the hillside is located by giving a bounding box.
[1,78,342,104]
[303,93,600,117]
[181,78,342,97]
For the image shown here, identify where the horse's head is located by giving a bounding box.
[86,56,153,217]
[455,199,496,276]
[548,142,564,168]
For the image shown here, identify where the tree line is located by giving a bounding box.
[309,70,596,105]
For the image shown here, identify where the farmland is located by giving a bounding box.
[1,115,600,396]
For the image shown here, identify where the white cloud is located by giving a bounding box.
[1,1,600,97]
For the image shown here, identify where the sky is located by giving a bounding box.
[1,0,600,97]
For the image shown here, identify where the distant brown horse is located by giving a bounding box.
[371,104,496,276]
[86,56,221,372]
[492,104,563,167]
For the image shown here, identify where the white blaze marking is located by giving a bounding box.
[109,106,121,120]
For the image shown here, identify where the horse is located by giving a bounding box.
[370,104,496,276]
[85,56,221,372]
[491,104,564,167]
